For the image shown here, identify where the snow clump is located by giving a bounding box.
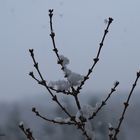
[49,54,84,91]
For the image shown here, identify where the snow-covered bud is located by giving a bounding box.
[59,55,70,66]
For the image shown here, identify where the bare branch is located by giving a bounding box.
[76,17,114,94]
[112,71,140,140]
[89,81,119,120]
[19,123,36,140]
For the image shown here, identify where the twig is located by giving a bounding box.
[49,9,66,72]
[108,123,114,140]
[48,9,81,110]
[76,17,113,94]
[48,86,71,95]
[32,107,91,140]
[32,107,75,125]
[29,72,71,95]
[112,71,140,140]
[19,123,35,140]
[89,81,119,120]
[29,49,72,118]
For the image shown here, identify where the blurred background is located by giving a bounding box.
[0,0,140,140]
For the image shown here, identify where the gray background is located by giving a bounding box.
[0,0,140,101]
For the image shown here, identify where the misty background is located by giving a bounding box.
[0,0,140,140]
[0,0,140,101]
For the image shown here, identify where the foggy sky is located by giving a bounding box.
[0,0,140,101]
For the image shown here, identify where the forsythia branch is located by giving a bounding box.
[19,9,140,140]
